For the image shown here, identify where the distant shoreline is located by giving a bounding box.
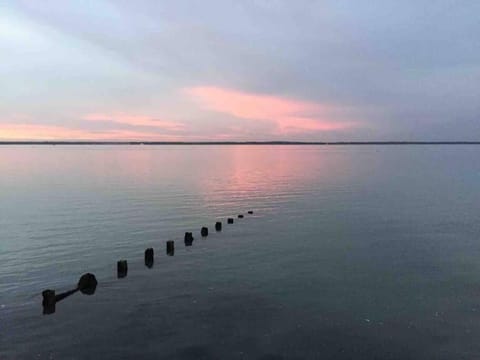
[0,141,479,146]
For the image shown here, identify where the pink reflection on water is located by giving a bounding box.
[0,146,353,207]
[193,146,353,207]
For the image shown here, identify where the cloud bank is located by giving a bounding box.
[1,1,479,141]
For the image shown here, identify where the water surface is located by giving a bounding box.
[1,145,480,359]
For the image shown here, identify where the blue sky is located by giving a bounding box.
[1,1,479,141]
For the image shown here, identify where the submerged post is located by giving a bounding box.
[117,260,128,278]
[215,221,222,231]
[184,232,194,246]
[227,218,234,224]
[166,240,175,255]
[145,248,154,268]
[201,227,209,237]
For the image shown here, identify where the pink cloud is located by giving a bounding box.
[185,86,356,134]
[83,113,185,131]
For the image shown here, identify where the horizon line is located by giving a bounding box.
[1,141,480,145]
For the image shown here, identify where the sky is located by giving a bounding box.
[0,0,479,141]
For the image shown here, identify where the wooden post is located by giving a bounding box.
[215,221,222,231]
[166,240,175,255]
[77,273,98,295]
[42,289,56,314]
[117,260,128,278]
[184,232,194,246]
[201,227,209,237]
[145,248,154,268]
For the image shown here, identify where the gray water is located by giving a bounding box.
[1,145,480,359]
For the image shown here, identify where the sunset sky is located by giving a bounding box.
[1,1,479,141]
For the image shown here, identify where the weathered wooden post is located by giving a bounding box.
[77,273,97,295]
[117,260,128,278]
[238,214,244,218]
[227,218,234,224]
[42,289,56,314]
[166,240,175,255]
[145,248,154,268]
[201,227,209,237]
[41,273,98,314]
[215,221,222,231]
[184,232,194,246]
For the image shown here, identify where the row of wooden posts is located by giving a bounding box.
[42,210,254,314]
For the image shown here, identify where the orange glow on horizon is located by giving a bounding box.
[185,86,356,134]
[0,123,183,141]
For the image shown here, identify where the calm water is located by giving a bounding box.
[1,145,480,359]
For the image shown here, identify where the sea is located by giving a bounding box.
[1,145,480,359]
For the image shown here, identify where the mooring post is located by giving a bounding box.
[42,289,56,314]
[41,273,98,315]
[215,221,222,231]
[201,227,209,237]
[166,240,175,255]
[77,273,98,295]
[117,260,128,278]
[145,248,154,268]
[184,232,194,246]
[227,218,234,224]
